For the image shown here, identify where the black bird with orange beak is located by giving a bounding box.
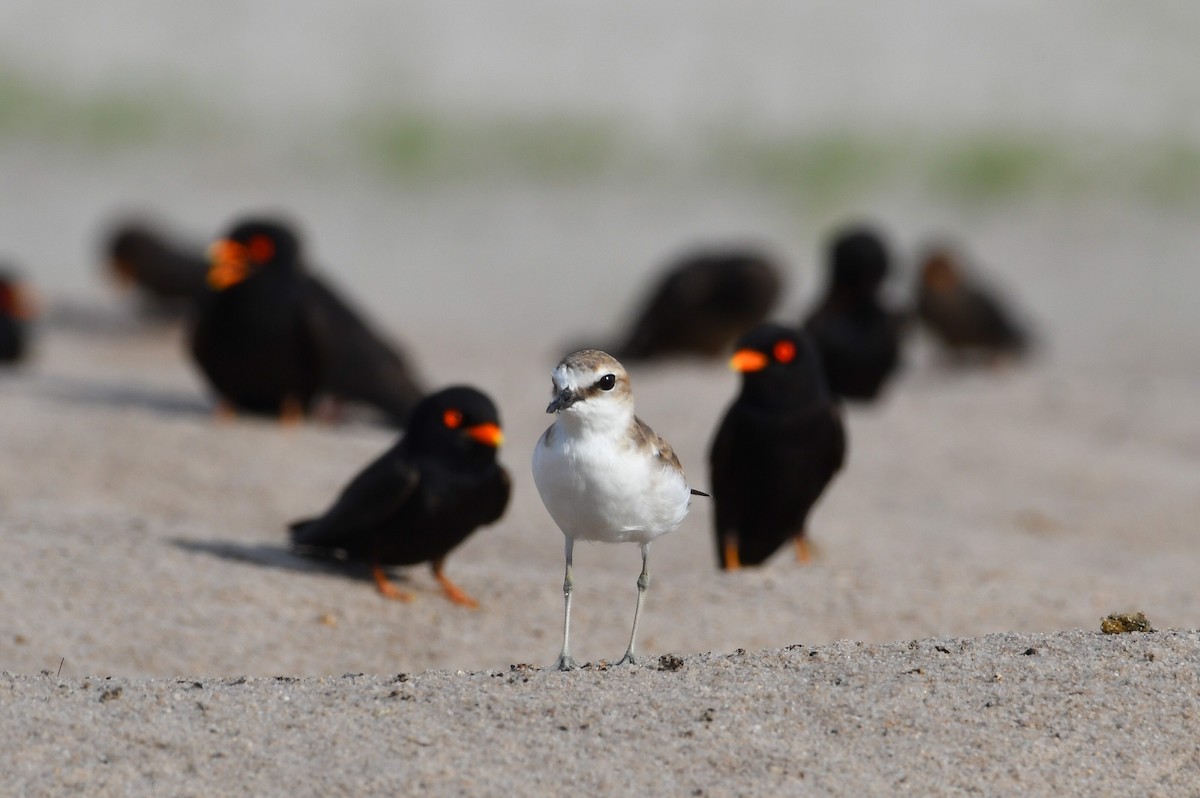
[709,324,846,570]
[289,386,510,607]
[0,269,36,363]
[189,218,321,421]
[189,215,425,425]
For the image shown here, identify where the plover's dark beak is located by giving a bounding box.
[546,388,579,414]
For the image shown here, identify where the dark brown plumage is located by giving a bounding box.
[709,324,846,569]
[614,247,783,361]
[802,226,903,401]
[916,245,1030,362]
[0,269,33,363]
[289,386,510,606]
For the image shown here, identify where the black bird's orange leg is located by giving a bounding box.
[280,396,304,426]
[722,536,741,571]
[431,558,479,609]
[372,563,414,602]
[794,534,813,565]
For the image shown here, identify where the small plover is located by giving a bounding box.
[532,349,706,670]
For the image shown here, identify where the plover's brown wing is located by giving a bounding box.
[629,415,683,471]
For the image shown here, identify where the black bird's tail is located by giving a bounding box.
[288,518,319,547]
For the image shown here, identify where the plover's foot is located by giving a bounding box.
[554,654,579,672]
[616,652,639,667]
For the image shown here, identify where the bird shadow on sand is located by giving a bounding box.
[37,375,213,418]
[42,297,186,336]
[39,374,406,429]
[170,538,391,587]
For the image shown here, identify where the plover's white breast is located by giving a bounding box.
[533,419,691,545]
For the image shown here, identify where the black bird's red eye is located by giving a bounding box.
[443,409,463,428]
[597,374,616,391]
[773,340,796,363]
[247,235,275,264]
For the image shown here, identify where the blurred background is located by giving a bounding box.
[2,0,1199,362]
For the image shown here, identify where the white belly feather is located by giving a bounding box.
[533,423,691,544]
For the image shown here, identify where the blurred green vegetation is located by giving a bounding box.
[0,67,215,149]
[2,64,1198,206]
[352,111,626,181]
[1137,140,1200,203]
[929,135,1062,200]
[711,131,898,205]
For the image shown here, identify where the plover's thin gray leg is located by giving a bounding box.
[618,543,650,666]
[553,537,579,671]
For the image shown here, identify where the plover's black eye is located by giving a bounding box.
[597,373,616,391]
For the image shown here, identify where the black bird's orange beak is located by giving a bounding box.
[729,348,769,373]
[466,422,504,448]
[207,239,250,290]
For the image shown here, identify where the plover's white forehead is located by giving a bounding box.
[552,349,626,386]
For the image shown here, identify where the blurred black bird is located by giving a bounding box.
[0,269,34,363]
[103,220,210,313]
[188,216,424,425]
[802,226,903,401]
[709,324,845,569]
[613,247,783,361]
[190,218,322,421]
[916,245,1030,363]
[289,386,510,606]
[305,274,426,427]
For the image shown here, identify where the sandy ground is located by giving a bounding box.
[3,630,1198,796]
[2,2,1200,794]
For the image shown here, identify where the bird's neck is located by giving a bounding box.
[556,404,635,441]
[742,377,829,416]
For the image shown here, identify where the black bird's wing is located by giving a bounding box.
[804,304,902,401]
[963,285,1028,351]
[289,448,420,552]
[614,270,692,359]
[0,313,24,362]
[304,275,425,426]
[709,404,747,569]
[615,253,782,360]
[472,466,513,528]
[142,246,209,299]
[710,401,847,569]
[823,405,848,476]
